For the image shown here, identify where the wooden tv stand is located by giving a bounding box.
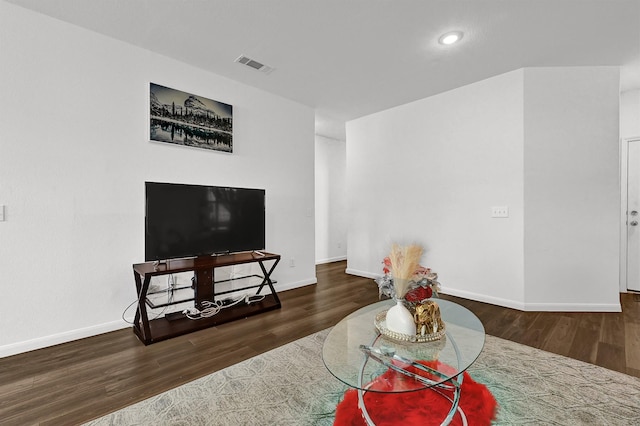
[132,251,281,345]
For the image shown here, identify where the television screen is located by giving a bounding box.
[145,182,265,261]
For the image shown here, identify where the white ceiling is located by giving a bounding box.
[7,0,640,139]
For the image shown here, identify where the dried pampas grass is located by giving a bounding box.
[389,243,423,298]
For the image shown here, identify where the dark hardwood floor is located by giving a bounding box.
[1,261,639,425]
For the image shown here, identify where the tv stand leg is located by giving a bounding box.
[256,258,281,305]
[133,272,152,343]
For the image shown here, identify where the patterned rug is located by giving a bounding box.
[85,330,640,425]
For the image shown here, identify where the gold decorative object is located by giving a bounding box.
[375,310,446,343]
[414,300,445,337]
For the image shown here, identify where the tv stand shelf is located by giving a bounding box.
[132,251,281,345]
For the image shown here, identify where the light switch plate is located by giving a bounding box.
[491,206,509,218]
[0,205,5,221]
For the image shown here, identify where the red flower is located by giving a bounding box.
[382,257,392,275]
[404,286,433,302]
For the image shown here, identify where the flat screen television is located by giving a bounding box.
[145,182,266,261]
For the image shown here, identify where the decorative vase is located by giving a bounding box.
[385,299,416,336]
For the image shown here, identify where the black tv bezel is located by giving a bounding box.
[144,181,266,262]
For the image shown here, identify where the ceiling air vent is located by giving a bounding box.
[234,55,274,74]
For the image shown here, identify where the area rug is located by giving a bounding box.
[85,330,640,425]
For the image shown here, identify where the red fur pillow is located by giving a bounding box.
[334,360,497,426]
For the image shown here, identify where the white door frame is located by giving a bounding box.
[620,136,640,292]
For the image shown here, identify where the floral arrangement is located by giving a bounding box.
[376,243,440,304]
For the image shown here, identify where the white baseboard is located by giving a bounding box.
[0,277,319,358]
[440,287,526,311]
[436,287,622,312]
[315,256,347,265]
[4,275,619,358]
[345,271,622,313]
[0,320,130,359]
[275,277,317,292]
[345,268,379,280]
[522,301,621,312]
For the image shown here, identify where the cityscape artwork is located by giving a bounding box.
[150,83,233,153]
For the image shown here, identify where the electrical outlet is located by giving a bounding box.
[491,206,509,218]
[337,242,342,249]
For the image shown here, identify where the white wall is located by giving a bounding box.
[523,67,620,310]
[346,67,621,311]
[621,89,640,139]
[0,2,316,357]
[346,70,526,308]
[315,134,347,263]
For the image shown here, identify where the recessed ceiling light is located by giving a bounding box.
[438,31,464,45]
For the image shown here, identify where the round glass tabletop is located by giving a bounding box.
[322,299,485,392]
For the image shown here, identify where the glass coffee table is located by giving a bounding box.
[322,299,485,425]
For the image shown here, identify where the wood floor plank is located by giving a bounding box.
[568,316,601,364]
[503,311,553,347]
[625,321,640,370]
[541,314,579,356]
[0,261,636,426]
[596,341,626,374]
[601,311,626,346]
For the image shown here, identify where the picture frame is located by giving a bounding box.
[149,83,233,153]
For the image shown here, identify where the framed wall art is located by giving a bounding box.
[149,83,233,153]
